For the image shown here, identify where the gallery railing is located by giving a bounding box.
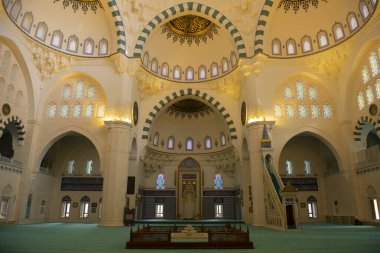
[0,154,23,173]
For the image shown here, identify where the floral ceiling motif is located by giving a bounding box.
[166,99,213,119]
[53,0,103,13]
[161,15,219,46]
[278,0,327,13]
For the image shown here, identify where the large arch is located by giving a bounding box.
[103,0,127,54]
[133,2,247,58]
[141,89,237,140]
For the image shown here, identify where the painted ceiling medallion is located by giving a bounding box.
[161,15,219,46]
[278,0,327,13]
[166,99,213,119]
[53,0,103,13]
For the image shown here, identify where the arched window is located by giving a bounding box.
[80,196,90,218]
[304,160,312,175]
[307,196,318,218]
[347,13,359,32]
[317,31,329,48]
[60,102,69,118]
[167,136,175,149]
[360,1,370,20]
[153,132,159,146]
[296,80,305,99]
[186,137,193,151]
[143,52,149,67]
[156,174,165,189]
[198,65,206,80]
[63,84,71,99]
[0,50,11,75]
[230,52,237,67]
[211,62,218,77]
[67,160,75,175]
[214,174,223,189]
[0,78,4,98]
[369,52,379,77]
[96,104,105,118]
[10,0,21,21]
[376,79,380,99]
[173,66,181,80]
[67,35,79,53]
[220,132,226,146]
[74,81,84,99]
[51,30,63,49]
[161,63,169,77]
[15,90,23,107]
[333,23,345,41]
[204,136,212,149]
[87,86,96,99]
[286,104,296,118]
[186,67,194,80]
[21,12,33,32]
[5,84,14,103]
[311,103,320,118]
[309,86,318,100]
[85,160,93,175]
[83,38,94,55]
[272,39,281,55]
[323,103,333,118]
[221,58,229,73]
[98,39,108,55]
[285,160,294,175]
[298,104,308,118]
[301,36,312,53]
[47,102,57,118]
[72,103,81,118]
[84,103,93,117]
[357,92,366,110]
[10,64,19,83]
[366,186,380,220]
[60,196,71,218]
[366,86,375,104]
[274,104,283,118]
[151,58,158,73]
[362,65,371,84]
[35,22,48,41]
[286,39,296,55]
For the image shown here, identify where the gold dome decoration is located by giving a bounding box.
[53,0,103,14]
[161,15,219,46]
[278,0,327,13]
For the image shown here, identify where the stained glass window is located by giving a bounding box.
[334,25,344,40]
[366,86,375,104]
[186,138,193,151]
[211,63,218,77]
[348,14,358,31]
[287,40,296,55]
[214,174,223,189]
[231,52,237,67]
[48,103,57,118]
[302,38,312,53]
[72,103,81,118]
[199,66,206,79]
[304,160,312,175]
[85,160,93,175]
[274,104,282,118]
[161,63,169,77]
[84,104,93,117]
[220,132,226,146]
[376,79,380,99]
[151,58,158,73]
[323,103,333,118]
[205,136,212,149]
[362,65,371,84]
[60,103,69,118]
[222,58,229,73]
[358,92,366,110]
[87,86,95,99]
[51,30,63,48]
[67,160,75,174]
[173,66,181,79]
[186,67,194,80]
[309,86,318,99]
[286,104,296,118]
[167,136,175,149]
[284,87,293,99]
[83,38,94,55]
[299,104,308,118]
[63,85,71,99]
[156,174,165,189]
[318,32,328,48]
[67,35,79,53]
[35,22,47,41]
[285,160,294,175]
[296,81,305,99]
[74,81,84,99]
[153,133,159,146]
[96,104,105,118]
[311,103,320,119]
[272,39,281,55]
[98,39,108,55]
[360,1,370,20]
[369,52,379,77]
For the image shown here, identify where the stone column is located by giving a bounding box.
[246,121,266,226]
[100,120,132,226]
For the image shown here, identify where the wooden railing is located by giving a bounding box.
[263,166,286,230]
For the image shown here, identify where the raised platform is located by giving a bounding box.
[134,219,245,225]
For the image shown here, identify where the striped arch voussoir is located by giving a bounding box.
[0,115,25,145]
[141,89,237,140]
[353,115,379,142]
[254,0,274,54]
[133,2,247,58]
[107,0,127,54]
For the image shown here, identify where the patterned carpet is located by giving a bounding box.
[0,223,379,253]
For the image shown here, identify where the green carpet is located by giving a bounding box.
[0,223,379,253]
